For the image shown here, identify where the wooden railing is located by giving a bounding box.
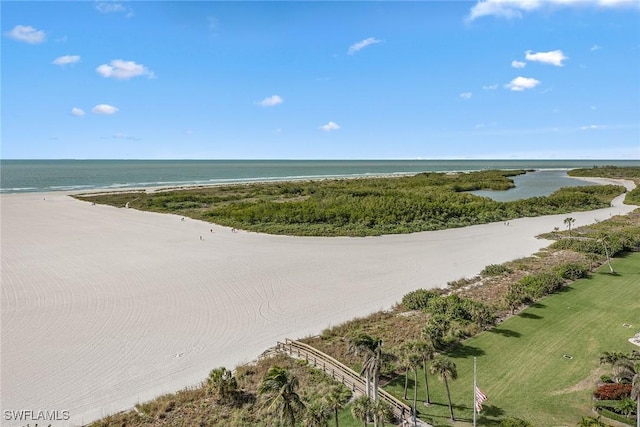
[276,338,412,422]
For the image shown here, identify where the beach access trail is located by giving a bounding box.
[0,178,635,426]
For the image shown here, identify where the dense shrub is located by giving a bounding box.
[482,264,513,277]
[518,272,565,299]
[625,186,640,206]
[77,170,628,237]
[401,289,440,310]
[600,375,614,384]
[593,383,632,400]
[596,407,636,425]
[551,238,603,254]
[499,417,534,427]
[556,262,589,280]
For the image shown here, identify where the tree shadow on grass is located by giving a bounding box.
[385,373,416,391]
[476,405,506,426]
[530,302,546,309]
[449,343,485,358]
[489,327,522,338]
[595,271,621,277]
[418,401,474,424]
[481,404,505,418]
[518,312,542,319]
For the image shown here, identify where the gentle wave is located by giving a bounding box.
[1,159,636,194]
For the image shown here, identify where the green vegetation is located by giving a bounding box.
[90,354,353,427]
[568,166,640,180]
[384,254,640,425]
[568,166,640,206]
[480,264,513,277]
[74,169,627,236]
[88,169,640,426]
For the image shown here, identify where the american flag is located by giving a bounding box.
[475,386,487,412]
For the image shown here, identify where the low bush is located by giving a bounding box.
[600,375,614,384]
[519,272,565,299]
[596,407,636,425]
[556,262,589,280]
[401,289,440,310]
[499,417,534,427]
[482,264,513,277]
[593,383,632,400]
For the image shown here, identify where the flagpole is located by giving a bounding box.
[473,357,477,427]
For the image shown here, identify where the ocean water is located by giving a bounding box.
[0,159,636,197]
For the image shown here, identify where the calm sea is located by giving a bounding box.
[1,159,637,199]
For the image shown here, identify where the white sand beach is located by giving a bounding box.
[1,178,636,426]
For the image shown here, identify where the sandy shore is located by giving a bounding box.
[0,178,636,426]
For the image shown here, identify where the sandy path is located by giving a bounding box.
[0,178,635,426]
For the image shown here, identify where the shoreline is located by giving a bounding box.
[0,179,636,426]
[0,165,621,196]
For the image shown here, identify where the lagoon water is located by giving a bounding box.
[1,159,636,196]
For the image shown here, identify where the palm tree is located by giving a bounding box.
[348,334,379,400]
[613,358,639,427]
[305,400,331,427]
[430,355,458,421]
[371,399,392,427]
[351,395,373,427]
[258,366,305,427]
[348,333,394,420]
[397,343,413,400]
[599,351,626,365]
[631,373,640,427]
[324,385,351,427]
[564,217,575,236]
[612,358,637,383]
[206,367,238,403]
[597,233,615,274]
[412,340,435,405]
[616,397,636,418]
[408,352,422,425]
[576,416,606,427]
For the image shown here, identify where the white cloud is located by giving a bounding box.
[460,92,473,99]
[52,55,80,65]
[320,121,340,132]
[525,50,568,66]
[96,2,125,13]
[348,37,382,55]
[590,44,602,51]
[92,104,119,115]
[96,2,133,17]
[4,25,46,44]
[483,83,499,90]
[512,60,527,68]
[505,76,541,91]
[96,59,154,79]
[467,0,639,21]
[71,107,85,116]
[258,95,283,107]
[580,124,605,130]
[113,133,139,140]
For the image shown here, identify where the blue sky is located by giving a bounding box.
[2,1,639,160]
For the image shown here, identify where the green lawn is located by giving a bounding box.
[379,253,640,426]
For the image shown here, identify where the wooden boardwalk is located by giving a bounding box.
[275,338,421,424]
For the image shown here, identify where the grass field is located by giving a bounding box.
[375,253,640,426]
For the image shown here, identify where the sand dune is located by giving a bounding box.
[0,178,635,426]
